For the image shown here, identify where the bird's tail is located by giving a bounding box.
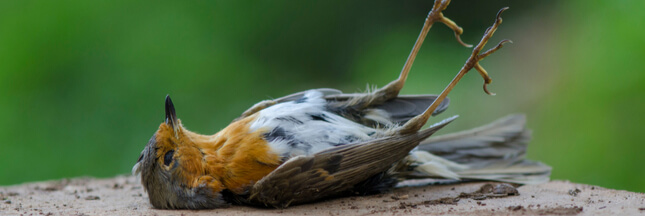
[397,114,551,185]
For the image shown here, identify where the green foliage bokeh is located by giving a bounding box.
[0,1,643,192]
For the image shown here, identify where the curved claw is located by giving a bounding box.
[455,32,473,48]
[468,7,510,95]
[474,63,495,96]
[439,16,473,48]
[497,7,510,21]
[483,83,496,96]
[399,4,511,132]
[480,39,513,60]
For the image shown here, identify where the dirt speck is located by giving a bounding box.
[569,188,582,196]
[536,206,583,215]
[390,194,408,200]
[84,196,100,200]
[398,202,418,209]
[424,197,460,205]
[459,183,519,200]
[43,187,59,191]
[507,205,524,211]
[493,184,519,195]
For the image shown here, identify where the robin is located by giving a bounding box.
[133,1,550,209]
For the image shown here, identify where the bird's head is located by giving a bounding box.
[132,95,227,209]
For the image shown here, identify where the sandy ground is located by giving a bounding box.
[0,176,643,216]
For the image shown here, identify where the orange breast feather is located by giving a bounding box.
[185,114,283,194]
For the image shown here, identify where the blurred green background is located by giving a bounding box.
[1,1,643,192]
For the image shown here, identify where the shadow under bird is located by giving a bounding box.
[133,0,551,209]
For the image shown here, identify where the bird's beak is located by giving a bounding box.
[165,95,180,137]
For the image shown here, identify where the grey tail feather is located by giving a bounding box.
[400,114,551,185]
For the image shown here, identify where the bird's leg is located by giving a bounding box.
[398,7,511,135]
[238,0,471,119]
[348,0,471,109]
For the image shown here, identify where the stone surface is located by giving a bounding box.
[1,175,644,215]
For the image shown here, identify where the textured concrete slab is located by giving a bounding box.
[1,175,644,215]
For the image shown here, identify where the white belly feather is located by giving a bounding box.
[249,90,383,158]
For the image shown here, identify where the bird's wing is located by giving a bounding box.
[325,94,449,123]
[373,95,450,122]
[279,89,450,125]
[408,114,552,184]
[238,88,449,125]
[247,116,457,208]
[418,114,531,166]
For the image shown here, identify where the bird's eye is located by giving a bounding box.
[163,150,175,166]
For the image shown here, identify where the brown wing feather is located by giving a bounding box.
[323,94,449,126]
[410,114,551,184]
[373,95,450,122]
[418,114,529,166]
[248,116,457,208]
